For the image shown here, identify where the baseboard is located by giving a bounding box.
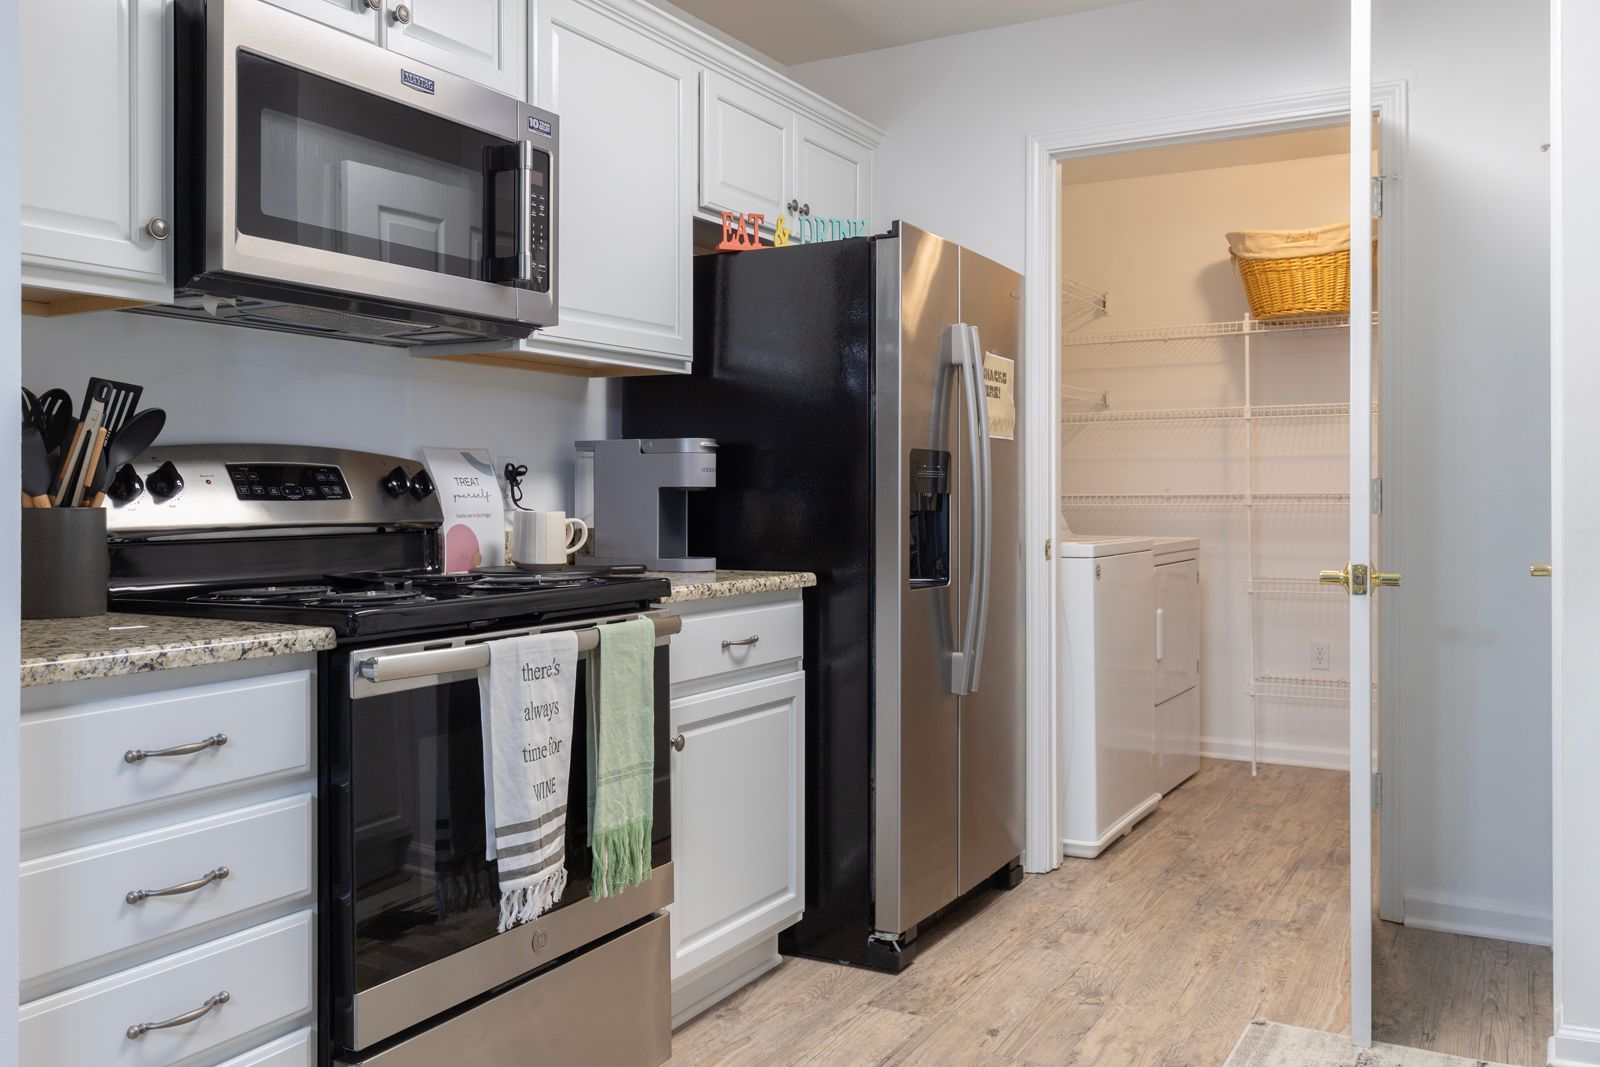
[1549,1021,1600,1066]
[1200,735,1349,771]
[1063,792,1161,858]
[1403,889,1552,947]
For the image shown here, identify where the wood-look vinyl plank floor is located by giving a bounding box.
[669,759,1551,1067]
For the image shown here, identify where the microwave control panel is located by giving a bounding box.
[529,147,550,293]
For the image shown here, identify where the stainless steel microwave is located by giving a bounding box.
[143,0,558,346]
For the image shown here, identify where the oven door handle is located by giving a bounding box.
[356,612,682,685]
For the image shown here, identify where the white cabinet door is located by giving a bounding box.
[699,71,793,227]
[385,0,525,97]
[259,0,383,42]
[20,0,170,302]
[1155,559,1199,703]
[534,0,696,363]
[793,116,871,223]
[670,671,804,979]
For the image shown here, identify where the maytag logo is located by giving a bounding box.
[401,69,436,95]
[528,116,553,137]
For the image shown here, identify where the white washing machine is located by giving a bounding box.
[1152,537,1201,793]
[1057,535,1160,858]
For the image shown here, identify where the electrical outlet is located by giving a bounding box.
[1310,640,1332,671]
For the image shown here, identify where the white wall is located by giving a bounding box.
[795,0,1552,944]
[1550,0,1600,1059]
[1059,147,1353,770]
[1,0,20,1058]
[21,315,606,513]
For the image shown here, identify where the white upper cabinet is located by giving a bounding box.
[385,0,526,98]
[699,72,793,226]
[259,0,383,42]
[794,115,872,223]
[529,0,697,368]
[20,0,171,306]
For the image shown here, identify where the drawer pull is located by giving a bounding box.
[125,990,230,1039]
[125,866,230,905]
[124,733,228,764]
[671,734,686,752]
[721,635,760,651]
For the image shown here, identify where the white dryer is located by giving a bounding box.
[1057,535,1160,858]
[1152,537,1201,792]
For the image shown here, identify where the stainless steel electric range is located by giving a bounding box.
[105,444,677,1067]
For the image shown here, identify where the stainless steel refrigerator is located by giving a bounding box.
[619,222,1024,971]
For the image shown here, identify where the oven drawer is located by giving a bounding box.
[21,795,314,983]
[20,911,313,1067]
[21,670,313,831]
[345,913,671,1066]
[671,600,803,686]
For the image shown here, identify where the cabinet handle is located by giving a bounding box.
[124,733,228,764]
[721,635,760,651]
[126,866,230,905]
[126,991,230,1040]
[391,3,410,23]
[671,734,686,752]
[801,203,810,216]
[145,216,169,241]
[362,0,382,8]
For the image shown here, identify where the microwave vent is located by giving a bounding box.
[125,291,510,347]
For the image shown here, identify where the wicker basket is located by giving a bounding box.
[1226,223,1369,320]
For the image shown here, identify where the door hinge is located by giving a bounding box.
[1371,176,1384,217]
[1372,772,1383,809]
[1370,477,1383,516]
[1045,538,1052,561]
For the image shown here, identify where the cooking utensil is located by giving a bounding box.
[77,427,109,507]
[21,423,54,508]
[55,379,111,506]
[91,407,165,503]
[21,387,41,431]
[36,388,73,452]
[84,377,142,437]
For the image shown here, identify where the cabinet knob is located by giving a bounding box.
[363,0,382,9]
[391,3,410,23]
[670,734,685,752]
[145,216,169,241]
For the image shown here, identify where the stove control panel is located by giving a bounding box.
[227,463,351,502]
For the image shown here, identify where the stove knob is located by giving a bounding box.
[408,468,435,500]
[147,460,184,501]
[106,463,145,505]
[381,465,409,497]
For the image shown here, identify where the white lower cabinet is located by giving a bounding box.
[668,594,805,1026]
[19,658,318,1067]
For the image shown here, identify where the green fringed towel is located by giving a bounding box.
[588,617,655,899]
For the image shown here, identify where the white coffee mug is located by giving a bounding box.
[512,510,590,567]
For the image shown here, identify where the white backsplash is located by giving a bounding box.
[22,310,605,513]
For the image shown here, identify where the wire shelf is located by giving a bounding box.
[1061,402,1373,425]
[1249,674,1377,705]
[1246,577,1348,598]
[1061,383,1109,409]
[1060,276,1109,314]
[1061,492,1349,509]
[1065,312,1379,348]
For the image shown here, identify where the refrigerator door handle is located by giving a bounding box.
[939,323,970,694]
[960,323,993,694]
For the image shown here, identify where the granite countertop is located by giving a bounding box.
[21,613,338,688]
[648,569,817,604]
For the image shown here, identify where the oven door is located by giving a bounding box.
[179,0,557,335]
[324,613,673,1056]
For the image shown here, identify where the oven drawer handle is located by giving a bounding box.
[721,635,760,650]
[126,991,230,1040]
[124,734,228,764]
[126,866,230,905]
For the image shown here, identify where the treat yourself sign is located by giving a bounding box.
[422,448,506,571]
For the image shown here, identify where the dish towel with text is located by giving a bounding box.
[479,630,579,932]
[588,617,656,899]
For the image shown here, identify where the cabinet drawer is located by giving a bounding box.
[22,671,313,831]
[21,795,314,983]
[20,911,313,1067]
[671,601,802,686]
[218,1028,313,1067]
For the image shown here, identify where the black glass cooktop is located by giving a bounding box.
[109,567,672,639]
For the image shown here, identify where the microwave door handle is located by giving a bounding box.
[961,324,993,693]
[483,142,535,286]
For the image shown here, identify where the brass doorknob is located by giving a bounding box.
[1531,564,1553,577]
[1319,566,1350,589]
[1372,571,1402,588]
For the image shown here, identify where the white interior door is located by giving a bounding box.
[1348,0,1375,1047]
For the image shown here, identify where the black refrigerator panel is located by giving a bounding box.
[618,238,878,964]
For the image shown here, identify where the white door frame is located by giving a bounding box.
[1019,82,1408,954]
